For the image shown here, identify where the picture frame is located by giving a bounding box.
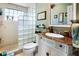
[37,11,46,20]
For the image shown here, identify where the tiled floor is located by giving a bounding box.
[16,52,39,56]
[0,43,18,51]
[0,43,39,56]
[16,53,24,56]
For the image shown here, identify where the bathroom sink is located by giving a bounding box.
[45,33,64,38]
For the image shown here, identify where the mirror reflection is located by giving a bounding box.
[50,3,73,25]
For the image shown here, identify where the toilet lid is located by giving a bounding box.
[23,43,38,49]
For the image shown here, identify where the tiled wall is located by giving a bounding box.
[52,27,71,36]
[0,21,18,47]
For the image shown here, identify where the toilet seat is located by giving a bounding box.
[23,43,38,50]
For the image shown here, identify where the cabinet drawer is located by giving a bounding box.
[50,47,67,56]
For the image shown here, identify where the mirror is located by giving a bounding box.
[50,3,73,25]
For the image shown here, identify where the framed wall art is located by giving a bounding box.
[37,11,46,20]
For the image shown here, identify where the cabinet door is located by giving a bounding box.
[50,47,65,56]
[50,47,56,56]
[53,48,67,56]
[38,37,51,56]
[38,37,44,56]
[35,34,40,43]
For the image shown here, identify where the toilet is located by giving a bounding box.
[23,34,39,56]
[23,42,38,56]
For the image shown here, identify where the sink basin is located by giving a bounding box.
[45,33,64,38]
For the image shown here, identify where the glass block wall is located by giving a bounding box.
[3,7,36,48]
[18,8,36,48]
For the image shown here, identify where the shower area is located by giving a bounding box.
[0,3,36,55]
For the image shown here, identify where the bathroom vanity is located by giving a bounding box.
[36,32,72,56]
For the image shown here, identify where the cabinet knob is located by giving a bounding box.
[46,52,49,56]
[59,45,62,47]
[40,37,42,39]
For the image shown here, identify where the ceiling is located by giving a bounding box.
[13,3,36,8]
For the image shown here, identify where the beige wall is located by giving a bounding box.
[36,3,50,27]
